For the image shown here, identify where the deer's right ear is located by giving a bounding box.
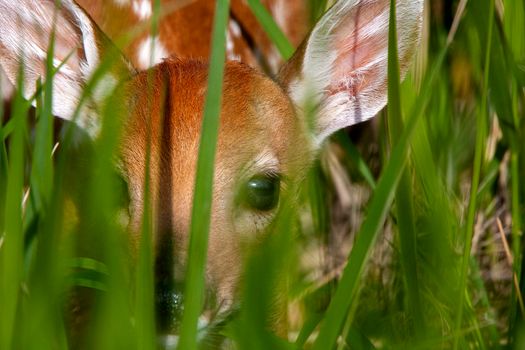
[0,0,133,136]
[279,0,424,147]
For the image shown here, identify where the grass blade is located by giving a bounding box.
[177,1,230,348]
[0,66,28,350]
[385,0,425,336]
[246,0,294,59]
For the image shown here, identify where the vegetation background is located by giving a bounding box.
[0,0,524,349]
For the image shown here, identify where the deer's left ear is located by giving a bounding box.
[278,0,424,145]
[0,0,133,136]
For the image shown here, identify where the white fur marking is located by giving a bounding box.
[159,335,178,349]
[112,0,130,6]
[137,36,168,69]
[229,19,241,38]
[132,0,152,20]
[92,74,118,106]
[267,47,281,73]
[225,30,240,61]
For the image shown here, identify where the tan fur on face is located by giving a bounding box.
[119,59,313,308]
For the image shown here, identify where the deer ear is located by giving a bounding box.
[279,0,424,145]
[0,0,133,136]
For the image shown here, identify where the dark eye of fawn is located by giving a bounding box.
[244,175,280,211]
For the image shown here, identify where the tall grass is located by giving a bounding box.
[0,0,523,349]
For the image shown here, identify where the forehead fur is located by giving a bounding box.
[125,58,308,162]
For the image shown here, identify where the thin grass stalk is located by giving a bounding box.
[30,19,56,214]
[234,199,297,350]
[0,151,6,236]
[385,0,425,336]
[135,0,162,348]
[510,80,524,338]
[0,57,8,245]
[452,0,495,347]
[506,1,525,331]
[177,1,230,348]
[0,67,27,350]
[246,0,294,59]
[88,92,135,350]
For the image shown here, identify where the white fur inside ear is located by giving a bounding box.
[0,66,14,101]
[0,0,127,137]
[288,0,423,145]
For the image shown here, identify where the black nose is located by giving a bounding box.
[155,278,185,334]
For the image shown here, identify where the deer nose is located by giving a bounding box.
[155,279,216,350]
[155,278,185,334]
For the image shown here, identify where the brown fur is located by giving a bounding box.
[119,59,312,308]
[77,0,308,71]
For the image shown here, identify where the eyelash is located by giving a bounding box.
[262,170,280,180]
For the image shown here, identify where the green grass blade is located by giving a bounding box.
[246,0,294,59]
[0,66,28,350]
[177,1,230,349]
[30,26,55,214]
[385,0,425,336]
[135,1,161,349]
[505,0,525,337]
[233,202,296,350]
[0,82,7,232]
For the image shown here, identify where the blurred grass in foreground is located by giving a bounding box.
[0,0,524,349]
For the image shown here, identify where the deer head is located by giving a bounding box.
[0,0,423,344]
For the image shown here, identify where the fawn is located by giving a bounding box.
[0,0,423,346]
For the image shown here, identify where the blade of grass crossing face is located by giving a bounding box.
[453,0,495,348]
[0,67,28,350]
[510,107,524,334]
[311,45,448,350]
[246,0,294,60]
[95,88,138,350]
[234,201,296,350]
[135,1,161,348]
[177,1,230,349]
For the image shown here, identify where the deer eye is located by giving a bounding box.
[243,175,280,211]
